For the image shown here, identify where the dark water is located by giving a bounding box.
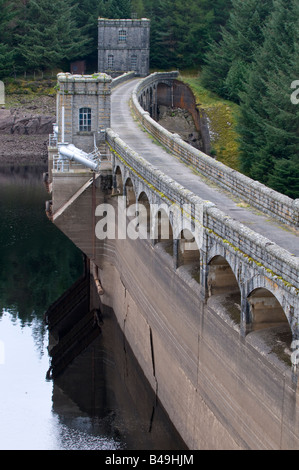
[0,165,186,451]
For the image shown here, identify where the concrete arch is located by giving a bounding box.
[137,191,151,236]
[149,87,154,117]
[207,255,240,297]
[172,213,203,253]
[150,202,173,223]
[124,176,136,207]
[245,287,293,366]
[207,255,242,327]
[113,165,124,194]
[135,186,152,205]
[242,275,296,335]
[177,228,201,283]
[146,88,150,113]
[153,207,174,256]
[247,287,290,332]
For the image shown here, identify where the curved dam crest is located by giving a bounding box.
[45,71,299,450]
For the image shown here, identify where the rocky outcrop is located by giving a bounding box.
[0,97,55,164]
[0,109,55,135]
[158,105,203,150]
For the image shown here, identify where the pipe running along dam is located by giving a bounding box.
[44,71,299,450]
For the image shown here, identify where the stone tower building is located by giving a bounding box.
[98,18,150,77]
[56,72,112,153]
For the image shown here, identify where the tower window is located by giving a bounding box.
[131,55,137,70]
[118,29,127,42]
[79,107,91,132]
[108,54,114,69]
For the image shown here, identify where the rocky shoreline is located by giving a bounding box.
[0,95,56,165]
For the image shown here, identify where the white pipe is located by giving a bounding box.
[53,124,58,138]
[61,106,65,143]
[56,94,59,128]
[59,143,100,171]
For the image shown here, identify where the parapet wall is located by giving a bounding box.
[111,71,136,90]
[131,72,299,228]
[106,128,299,293]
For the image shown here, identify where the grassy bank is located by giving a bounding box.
[2,74,57,114]
[179,72,240,171]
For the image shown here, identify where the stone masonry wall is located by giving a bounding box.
[132,73,299,228]
[98,18,150,77]
[106,128,299,295]
[57,73,112,153]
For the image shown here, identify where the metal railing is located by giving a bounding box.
[49,134,58,147]
[53,155,88,172]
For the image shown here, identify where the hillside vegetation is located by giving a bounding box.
[0,0,298,198]
[180,73,240,170]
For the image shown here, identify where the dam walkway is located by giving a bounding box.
[111,79,299,257]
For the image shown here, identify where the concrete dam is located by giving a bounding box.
[45,71,299,450]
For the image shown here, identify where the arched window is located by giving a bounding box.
[79,107,91,132]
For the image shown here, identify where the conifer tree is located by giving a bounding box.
[143,0,232,70]
[16,0,91,72]
[0,0,16,76]
[238,0,299,198]
[201,0,273,102]
[0,44,14,77]
[131,0,145,17]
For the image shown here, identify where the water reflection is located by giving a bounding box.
[0,310,122,450]
[52,312,187,450]
[0,165,83,321]
[0,165,186,450]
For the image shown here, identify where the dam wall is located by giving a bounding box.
[48,72,299,450]
[52,178,299,450]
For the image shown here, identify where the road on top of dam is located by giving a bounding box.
[111,79,299,257]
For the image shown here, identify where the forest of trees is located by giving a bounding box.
[202,0,299,198]
[0,0,298,198]
[0,0,231,75]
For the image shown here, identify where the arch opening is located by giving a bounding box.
[208,255,241,324]
[137,191,151,237]
[124,178,135,208]
[247,288,293,366]
[208,256,239,296]
[114,167,123,194]
[177,229,200,283]
[154,208,173,256]
[247,288,289,332]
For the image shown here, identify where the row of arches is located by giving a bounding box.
[138,80,174,122]
[112,165,293,363]
[138,83,157,120]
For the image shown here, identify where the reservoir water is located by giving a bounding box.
[0,165,186,451]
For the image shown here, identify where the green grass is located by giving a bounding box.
[3,70,61,97]
[179,71,240,171]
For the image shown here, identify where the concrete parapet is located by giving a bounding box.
[106,125,299,341]
[111,72,137,90]
[131,73,299,228]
